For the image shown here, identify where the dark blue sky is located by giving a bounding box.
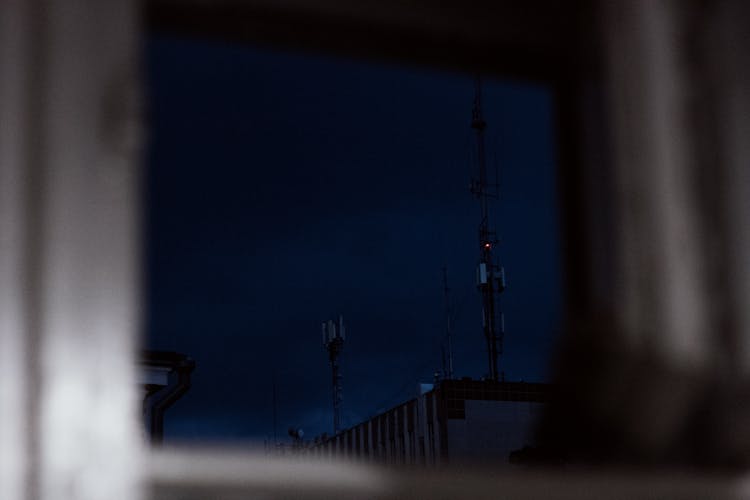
[145,36,561,443]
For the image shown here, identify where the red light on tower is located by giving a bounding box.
[484,242,491,250]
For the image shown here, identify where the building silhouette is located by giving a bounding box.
[305,379,547,465]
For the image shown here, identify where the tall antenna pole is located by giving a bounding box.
[322,315,345,434]
[469,75,506,382]
[272,371,278,446]
[443,266,454,380]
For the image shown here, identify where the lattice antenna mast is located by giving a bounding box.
[469,76,506,382]
[322,315,345,434]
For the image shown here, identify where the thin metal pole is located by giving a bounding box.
[443,266,454,380]
[272,372,278,446]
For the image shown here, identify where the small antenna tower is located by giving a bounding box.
[469,75,506,382]
[322,315,345,434]
[443,266,455,380]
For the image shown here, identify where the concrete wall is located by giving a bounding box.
[446,401,543,464]
[307,384,544,467]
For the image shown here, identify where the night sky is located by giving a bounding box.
[145,35,561,444]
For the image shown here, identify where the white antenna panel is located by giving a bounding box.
[477,263,488,285]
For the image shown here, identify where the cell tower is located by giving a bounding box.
[469,76,506,382]
[322,315,345,434]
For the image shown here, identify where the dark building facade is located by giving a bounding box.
[306,379,548,466]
